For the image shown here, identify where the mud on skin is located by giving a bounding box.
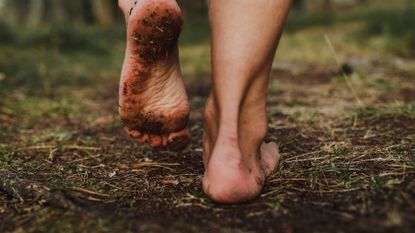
[119,0,190,150]
[133,9,182,64]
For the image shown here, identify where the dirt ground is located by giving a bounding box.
[1,51,414,232]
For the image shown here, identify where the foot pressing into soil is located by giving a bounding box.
[202,95,281,203]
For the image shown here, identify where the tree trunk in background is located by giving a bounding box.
[45,0,66,23]
[407,0,415,8]
[322,0,333,12]
[292,0,304,12]
[27,0,43,27]
[2,0,26,25]
[91,0,114,25]
[177,0,207,18]
[0,0,6,17]
[64,0,86,23]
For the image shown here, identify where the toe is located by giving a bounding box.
[260,142,281,176]
[124,127,142,138]
[167,128,190,151]
[137,133,150,143]
[161,134,168,146]
[150,135,163,148]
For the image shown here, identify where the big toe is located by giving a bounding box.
[260,142,281,176]
[124,127,142,138]
[150,135,163,148]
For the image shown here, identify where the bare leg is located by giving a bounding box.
[203,0,292,203]
[118,0,190,150]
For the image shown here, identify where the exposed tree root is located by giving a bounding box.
[0,169,81,210]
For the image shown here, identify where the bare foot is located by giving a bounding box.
[200,0,290,204]
[118,0,190,150]
[202,96,281,203]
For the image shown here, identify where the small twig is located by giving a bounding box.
[291,187,361,193]
[378,171,414,177]
[62,145,101,151]
[68,157,96,164]
[69,187,111,198]
[346,158,399,165]
[387,164,415,169]
[261,189,282,197]
[155,25,164,32]
[23,145,54,151]
[48,147,58,161]
[78,164,106,169]
[17,145,101,152]
[284,154,332,163]
[130,162,181,171]
[175,202,212,209]
[324,34,364,107]
[283,150,322,161]
[0,169,77,210]
[268,178,308,183]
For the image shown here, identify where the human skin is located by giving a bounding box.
[118,0,292,203]
[118,0,190,151]
[202,0,292,203]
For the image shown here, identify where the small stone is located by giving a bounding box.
[108,171,116,178]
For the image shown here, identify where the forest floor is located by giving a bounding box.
[1,8,415,233]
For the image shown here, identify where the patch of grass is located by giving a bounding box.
[286,12,335,32]
[28,130,73,146]
[0,144,16,167]
[0,45,123,95]
[3,24,124,54]
[291,108,322,123]
[76,136,99,147]
[177,0,210,45]
[369,175,400,191]
[12,96,86,127]
[179,43,211,79]
[323,142,348,157]
[361,7,415,56]
[180,16,210,45]
[355,102,415,119]
[0,21,16,43]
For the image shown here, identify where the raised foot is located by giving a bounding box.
[118,0,190,150]
[203,141,280,204]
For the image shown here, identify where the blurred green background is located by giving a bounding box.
[0,0,414,119]
[0,0,414,95]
